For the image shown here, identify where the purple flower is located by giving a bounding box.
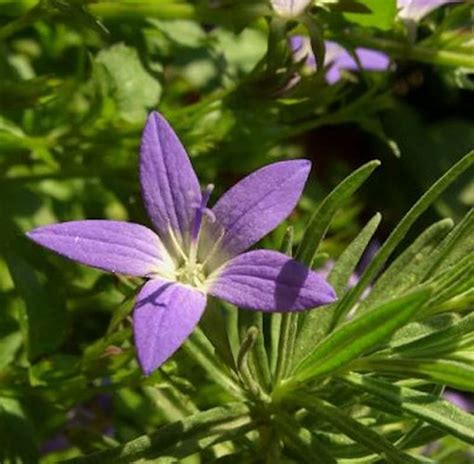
[27,112,336,375]
[443,390,474,412]
[397,0,460,23]
[271,0,312,18]
[291,37,390,84]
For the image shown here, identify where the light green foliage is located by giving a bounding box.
[0,0,473,463]
[93,43,162,123]
[343,0,397,30]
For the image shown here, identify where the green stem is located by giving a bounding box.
[88,1,196,21]
[342,33,474,69]
[250,312,272,391]
[184,328,244,399]
[274,312,298,385]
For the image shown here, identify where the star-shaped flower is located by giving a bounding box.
[27,112,336,375]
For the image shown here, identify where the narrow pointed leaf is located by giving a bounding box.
[183,328,243,398]
[329,213,381,296]
[353,357,474,392]
[333,150,474,323]
[390,312,474,357]
[291,393,420,464]
[357,218,453,312]
[425,208,474,278]
[62,403,251,464]
[342,372,474,444]
[297,160,381,267]
[293,289,431,383]
[274,413,337,464]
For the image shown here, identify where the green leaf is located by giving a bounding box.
[274,413,337,464]
[342,372,474,444]
[388,313,460,350]
[0,396,38,464]
[329,213,382,297]
[390,312,474,357]
[343,0,397,31]
[293,161,381,365]
[62,403,251,464]
[357,219,453,312]
[426,209,474,277]
[291,289,431,384]
[293,213,381,366]
[297,160,380,267]
[290,393,420,463]
[93,43,162,123]
[5,252,67,360]
[353,357,474,392]
[334,150,474,324]
[183,328,244,399]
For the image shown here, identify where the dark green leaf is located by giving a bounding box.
[297,160,381,266]
[342,372,474,444]
[291,393,420,463]
[329,213,381,297]
[358,218,453,312]
[0,397,38,464]
[292,289,431,384]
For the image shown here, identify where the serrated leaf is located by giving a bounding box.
[342,372,474,444]
[292,289,431,384]
[93,43,161,123]
[358,219,453,312]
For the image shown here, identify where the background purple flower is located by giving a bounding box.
[443,390,474,412]
[397,0,461,23]
[291,37,390,84]
[27,112,336,375]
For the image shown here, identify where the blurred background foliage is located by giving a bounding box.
[0,0,473,462]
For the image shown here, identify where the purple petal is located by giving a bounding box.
[325,41,390,84]
[140,111,201,252]
[201,160,311,268]
[133,279,206,374]
[208,250,336,311]
[443,390,474,412]
[27,220,169,277]
[398,0,459,22]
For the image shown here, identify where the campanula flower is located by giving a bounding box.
[291,37,390,84]
[27,112,336,375]
[397,0,460,23]
[271,0,312,18]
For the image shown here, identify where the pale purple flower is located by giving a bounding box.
[271,0,312,18]
[27,112,336,375]
[443,390,474,412]
[397,0,461,23]
[291,37,390,84]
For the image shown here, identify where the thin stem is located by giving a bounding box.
[341,32,474,69]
